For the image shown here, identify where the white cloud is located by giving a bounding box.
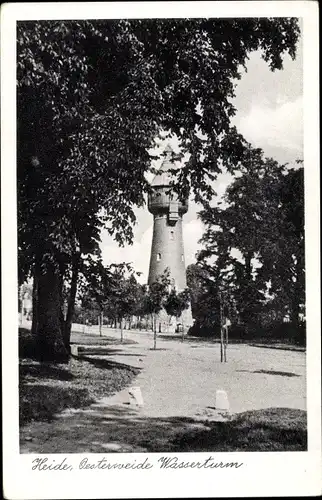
[230,248,243,262]
[101,225,152,284]
[183,219,204,265]
[234,96,303,155]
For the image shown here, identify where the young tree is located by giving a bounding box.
[17,19,300,360]
[144,271,171,349]
[164,288,190,321]
[79,258,114,336]
[109,274,143,342]
[165,288,191,339]
[130,283,150,328]
[81,260,142,342]
[164,288,190,339]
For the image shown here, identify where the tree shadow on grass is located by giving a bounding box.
[19,363,74,381]
[20,408,209,453]
[19,355,140,427]
[19,333,39,360]
[20,406,307,454]
[20,383,93,425]
[75,347,124,353]
[81,356,142,372]
[76,348,146,358]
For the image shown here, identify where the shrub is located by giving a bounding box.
[187,318,306,346]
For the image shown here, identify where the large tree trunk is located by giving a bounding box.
[36,260,69,362]
[63,252,81,351]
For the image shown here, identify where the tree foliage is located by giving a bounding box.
[17,18,300,359]
[197,146,305,339]
[81,260,141,320]
[186,263,221,335]
[144,270,171,318]
[164,288,190,319]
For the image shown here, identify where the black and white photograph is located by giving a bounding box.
[1,1,321,499]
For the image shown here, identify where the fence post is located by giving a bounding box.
[220,291,223,362]
[153,315,157,350]
[99,312,103,337]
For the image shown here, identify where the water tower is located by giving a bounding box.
[147,144,193,333]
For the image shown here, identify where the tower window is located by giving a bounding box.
[181,254,184,262]
[170,230,174,240]
[157,253,161,261]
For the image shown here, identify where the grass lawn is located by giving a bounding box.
[20,357,140,425]
[19,329,140,426]
[81,407,306,453]
[71,330,137,346]
[20,405,307,453]
[171,407,307,452]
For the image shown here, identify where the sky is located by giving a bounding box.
[100,34,303,284]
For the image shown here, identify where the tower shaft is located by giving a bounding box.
[148,214,186,290]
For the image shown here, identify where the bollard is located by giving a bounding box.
[71,345,79,357]
[215,389,230,411]
[128,386,144,407]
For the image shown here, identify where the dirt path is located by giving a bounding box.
[20,329,306,453]
[76,327,306,416]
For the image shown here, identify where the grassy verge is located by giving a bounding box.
[19,328,140,426]
[20,356,140,425]
[19,327,137,359]
[91,407,307,452]
[21,406,306,453]
[91,407,306,452]
[171,407,307,452]
[71,330,137,345]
